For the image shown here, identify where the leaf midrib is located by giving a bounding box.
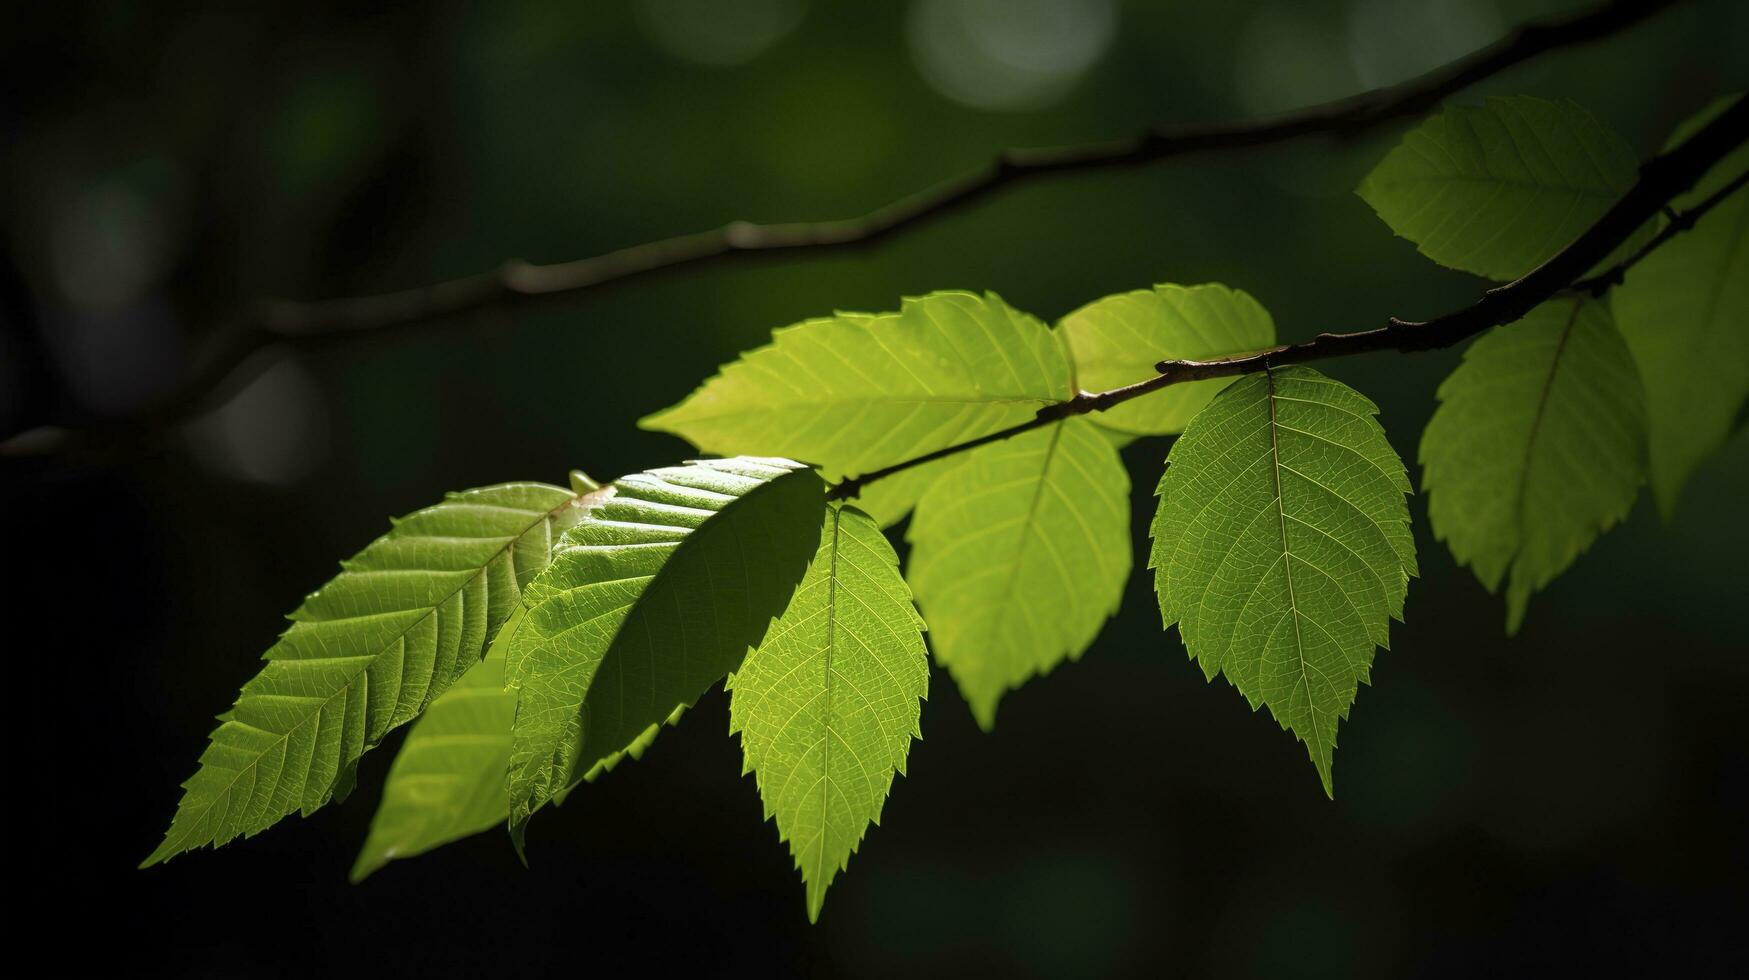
[1513,299,1586,552]
[813,506,843,908]
[1264,369,1318,765]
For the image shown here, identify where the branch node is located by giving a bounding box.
[722,221,760,248]
[1585,267,1625,297]
[499,258,537,291]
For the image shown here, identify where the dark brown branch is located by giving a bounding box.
[1568,166,1749,295]
[828,95,1749,503]
[5,0,1678,461]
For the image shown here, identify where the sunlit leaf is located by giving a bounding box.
[145,483,592,866]
[640,292,1072,525]
[351,608,523,881]
[1150,367,1415,795]
[906,416,1130,728]
[729,505,927,921]
[1060,282,1277,435]
[506,457,822,849]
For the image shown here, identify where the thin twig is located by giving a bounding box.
[4,0,1679,461]
[1568,167,1749,295]
[828,96,1749,502]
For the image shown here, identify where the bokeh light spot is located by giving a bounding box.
[191,354,329,486]
[907,0,1117,112]
[1346,0,1502,90]
[1232,5,1358,117]
[635,0,808,67]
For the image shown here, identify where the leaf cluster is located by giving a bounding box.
[146,93,1747,920]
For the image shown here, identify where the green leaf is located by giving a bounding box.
[906,416,1130,728]
[351,607,523,882]
[1420,298,1647,632]
[1358,96,1638,281]
[1612,94,1749,516]
[1060,283,1278,435]
[728,505,927,922]
[1150,367,1415,795]
[640,292,1072,526]
[143,482,591,867]
[506,457,823,848]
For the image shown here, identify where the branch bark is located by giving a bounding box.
[828,96,1749,502]
[5,0,1679,461]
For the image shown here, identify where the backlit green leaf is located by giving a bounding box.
[144,482,591,866]
[728,505,927,922]
[1150,367,1415,795]
[1358,96,1638,280]
[1060,282,1278,435]
[906,416,1130,728]
[640,292,1072,525]
[351,607,523,882]
[1420,298,1647,632]
[1612,94,1749,516]
[506,457,822,849]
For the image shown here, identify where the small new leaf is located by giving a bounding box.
[1613,94,1749,516]
[1421,298,1647,632]
[640,291,1072,525]
[1358,96,1639,281]
[1150,367,1415,795]
[728,505,927,922]
[1060,282,1277,435]
[907,416,1130,728]
[506,458,822,849]
[144,483,592,866]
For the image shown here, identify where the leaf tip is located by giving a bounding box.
[806,883,827,924]
[1505,590,1529,637]
[348,855,380,884]
[507,817,531,868]
[970,698,999,732]
[634,405,679,433]
[139,826,188,869]
[1653,483,1682,524]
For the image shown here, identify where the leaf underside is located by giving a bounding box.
[145,482,588,866]
[1421,298,1647,632]
[1150,367,1415,795]
[640,291,1072,526]
[907,415,1131,728]
[506,457,822,850]
[1358,95,1640,281]
[728,505,928,921]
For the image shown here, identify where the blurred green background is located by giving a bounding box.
[6,0,1746,975]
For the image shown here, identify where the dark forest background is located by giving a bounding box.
[5,1,1746,976]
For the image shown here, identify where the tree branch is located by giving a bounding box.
[5,0,1679,461]
[828,96,1749,503]
[1567,167,1749,295]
